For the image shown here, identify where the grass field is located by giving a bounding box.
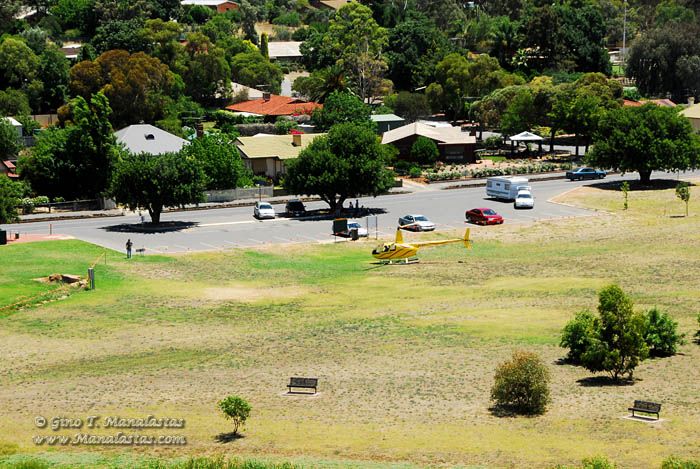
[1,180,699,468]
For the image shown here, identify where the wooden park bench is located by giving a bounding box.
[628,400,661,420]
[287,377,318,394]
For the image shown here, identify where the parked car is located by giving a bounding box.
[398,214,436,231]
[486,176,531,201]
[514,190,534,209]
[253,201,276,219]
[465,208,504,225]
[566,167,606,181]
[285,199,306,217]
[334,219,369,237]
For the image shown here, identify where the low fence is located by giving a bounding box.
[204,186,274,203]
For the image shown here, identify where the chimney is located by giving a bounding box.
[262,92,271,101]
[292,133,302,147]
[689,97,695,105]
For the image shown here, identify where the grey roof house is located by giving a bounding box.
[371,114,405,134]
[115,124,189,155]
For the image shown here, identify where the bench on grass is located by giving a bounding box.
[628,400,661,420]
[288,377,318,394]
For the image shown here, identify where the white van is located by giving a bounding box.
[486,176,531,201]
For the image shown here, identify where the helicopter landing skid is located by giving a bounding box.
[379,257,420,265]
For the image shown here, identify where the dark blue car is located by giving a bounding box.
[565,167,607,181]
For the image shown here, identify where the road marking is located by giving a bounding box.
[199,218,288,227]
[248,238,264,244]
[200,242,221,250]
[274,236,293,243]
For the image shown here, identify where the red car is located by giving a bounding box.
[466,208,504,225]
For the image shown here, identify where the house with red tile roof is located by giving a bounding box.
[1,160,19,179]
[225,94,322,121]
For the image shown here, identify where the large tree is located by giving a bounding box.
[182,32,231,105]
[587,104,700,184]
[284,123,395,212]
[626,21,700,101]
[311,91,372,131]
[580,285,649,381]
[109,150,206,224]
[230,51,283,95]
[326,2,389,102]
[70,50,179,128]
[0,117,22,161]
[0,177,25,224]
[180,134,252,190]
[18,93,117,199]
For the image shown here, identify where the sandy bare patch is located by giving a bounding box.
[203,285,305,302]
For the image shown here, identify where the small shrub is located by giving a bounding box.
[620,181,630,210]
[662,456,700,469]
[560,310,597,364]
[218,395,251,435]
[491,350,550,415]
[408,166,422,178]
[580,456,616,469]
[484,135,501,149]
[676,181,690,216]
[644,307,684,357]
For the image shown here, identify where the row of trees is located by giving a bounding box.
[16,93,251,210]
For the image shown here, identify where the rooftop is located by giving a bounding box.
[236,133,327,160]
[226,94,322,117]
[371,114,405,123]
[267,42,302,59]
[381,122,477,146]
[115,124,189,155]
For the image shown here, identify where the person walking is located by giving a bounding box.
[126,239,133,259]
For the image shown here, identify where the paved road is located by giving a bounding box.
[6,171,696,254]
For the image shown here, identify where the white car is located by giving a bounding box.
[347,221,368,237]
[398,214,436,231]
[514,191,534,209]
[254,201,276,219]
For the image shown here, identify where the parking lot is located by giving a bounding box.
[6,174,626,254]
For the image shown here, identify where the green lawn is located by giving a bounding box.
[1,181,699,468]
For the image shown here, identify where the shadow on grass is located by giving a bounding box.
[488,405,541,418]
[214,431,244,443]
[101,221,198,233]
[589,179,695,192]
[577,376,637,387]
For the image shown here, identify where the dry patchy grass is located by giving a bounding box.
[1,182,700,468]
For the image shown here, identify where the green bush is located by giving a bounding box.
[560,310,598,364]
[643,307,684,357]
[272,11,301,26]
[410,136,439,164]
[408,166,422,178]
[218,395,251,435]
[580,456,616,469]
[484,135,502,149]
[491,350,550,415]
[662,456,700,469]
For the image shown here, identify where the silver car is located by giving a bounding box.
[254,201,276,219]
[398,214,436,231]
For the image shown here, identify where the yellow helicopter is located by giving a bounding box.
[371,227,472,263]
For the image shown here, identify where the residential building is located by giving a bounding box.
[181,0,239,13]
[680,100,700,132]
[3,117,22,137]
[226,94,322,121]
[1,160,18,179]
[371,114,405,134]
[267,42,303,61]
[381,122,477,163]
[310,0,351,10]
[235,133,326,179]
[115,124,189,155]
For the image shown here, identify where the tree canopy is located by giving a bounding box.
[109,150,206,224]
[284,123,395,211]
[587,104,700,183]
